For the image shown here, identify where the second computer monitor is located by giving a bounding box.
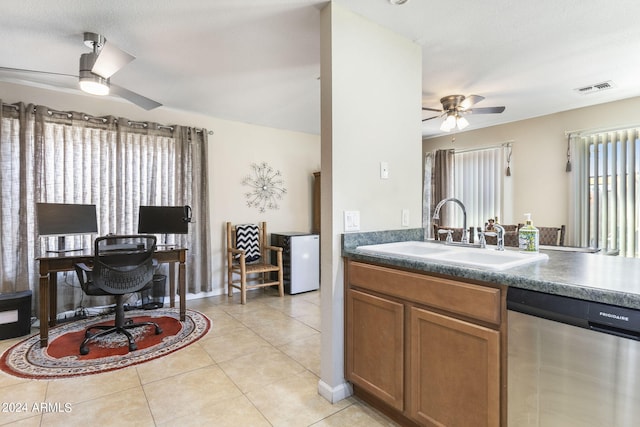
[137,205,190,234]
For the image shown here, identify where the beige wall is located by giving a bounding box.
[423,96,640,230]
[0,81,320,295]
[319,3,422,402]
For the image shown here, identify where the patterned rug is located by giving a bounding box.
[0,308,210,380]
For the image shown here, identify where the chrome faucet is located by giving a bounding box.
[484,223,505,251]
[478,231,487,248]
[432,198,468,244]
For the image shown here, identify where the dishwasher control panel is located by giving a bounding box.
[507,287,640,341]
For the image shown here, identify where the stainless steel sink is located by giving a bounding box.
[356,241,548,271]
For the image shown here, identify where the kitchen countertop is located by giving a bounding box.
[342,228,640,310]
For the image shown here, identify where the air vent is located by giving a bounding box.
[575,80,615,95]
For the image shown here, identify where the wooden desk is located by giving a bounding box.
[37,247,187,348]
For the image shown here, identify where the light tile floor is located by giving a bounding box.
[0,289,399,426]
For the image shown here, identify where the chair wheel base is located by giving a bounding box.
[78,320,163,355]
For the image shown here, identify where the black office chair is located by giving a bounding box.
[75,234,163,355]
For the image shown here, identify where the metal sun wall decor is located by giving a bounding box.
[242,162,287,212]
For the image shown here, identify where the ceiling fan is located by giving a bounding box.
[422,94,505,132]
[0,32,162,110]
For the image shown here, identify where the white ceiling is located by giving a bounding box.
[1,0,640,138]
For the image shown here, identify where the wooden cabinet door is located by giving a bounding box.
[409,306,500,427]
[346,288,404,410]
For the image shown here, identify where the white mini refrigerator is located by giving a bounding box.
[271,232,319,294]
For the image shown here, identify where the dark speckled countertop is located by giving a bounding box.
[342,228,640,310]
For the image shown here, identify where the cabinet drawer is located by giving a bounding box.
[348,261,501,325]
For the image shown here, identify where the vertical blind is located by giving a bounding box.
[581,129,639,257]
[424,146,507,239]
[452,147,505,232]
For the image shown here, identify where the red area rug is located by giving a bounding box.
[0,308,209,380]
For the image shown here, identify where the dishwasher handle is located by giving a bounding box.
[588,301,640,340]
[588,322,640,341]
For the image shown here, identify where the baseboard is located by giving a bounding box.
[317,379,353,403]
[186,289,226,299]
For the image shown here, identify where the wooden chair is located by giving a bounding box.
[226,221,284,304]
[480,224,519,247]
[538,225,566,246]
[516,224,566,246]
[518,224,566,246]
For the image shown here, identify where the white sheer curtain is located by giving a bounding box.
[569,128,639,257]
[0,103,35,298]
[0,101,211,313]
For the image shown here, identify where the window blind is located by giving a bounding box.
[453,147,505,232]
[582,129,639,257]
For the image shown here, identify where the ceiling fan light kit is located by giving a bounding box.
[424,94,505,133]
[456,115,469,129]
[440,113,455,132]
[440,111,469,132]
[79,52,109,95]
[78,32,126,97]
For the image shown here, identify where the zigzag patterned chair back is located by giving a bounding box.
[226,221,284,304]
[234,224,261,262]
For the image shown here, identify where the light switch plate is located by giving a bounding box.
[401,209,410,227]
[380,161,389,179]
[344,210,360,232]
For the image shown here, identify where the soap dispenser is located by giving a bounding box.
[519,213,539,252]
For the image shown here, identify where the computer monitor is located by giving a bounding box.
[36,203,98,253]
[137,205,191,235]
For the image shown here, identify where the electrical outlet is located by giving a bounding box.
[401,209,410,227]
[344,210,360,232]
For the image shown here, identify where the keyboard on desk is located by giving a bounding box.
[98,243,146,254]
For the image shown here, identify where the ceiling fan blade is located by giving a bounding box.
[467,106,506,114]
[92,41,135,78]
[422,107,442,113]
[0,66,79,91]
[110,84,162,110]
[460,94,485,110]
[0,66,76,79]
[422,111,446,122]
[0,67,160,110]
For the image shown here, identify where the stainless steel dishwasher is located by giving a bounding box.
[508,287,640,427]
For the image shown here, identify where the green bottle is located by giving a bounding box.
[518,213,539,253]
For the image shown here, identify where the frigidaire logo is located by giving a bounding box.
[599,311,629,322]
